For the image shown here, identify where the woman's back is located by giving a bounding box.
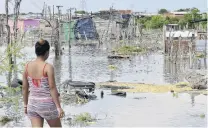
[26,61,51,99]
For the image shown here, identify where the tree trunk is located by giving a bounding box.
[5,0,12,86]
[13,0,22,79]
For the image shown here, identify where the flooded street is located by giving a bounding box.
[0,45,192,85]
[0,44,207,127]
[64,91,207,127]
[3,90,207,127]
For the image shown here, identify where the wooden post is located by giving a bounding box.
[204,34,207,69]
[67,8,72,48]
[67,8,74,81]
[53,5,55,20]
[48,6,52,21]
[189,33,194,68]
[163,25,166,54]
[54,19,61,56]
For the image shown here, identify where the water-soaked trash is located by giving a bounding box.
[185,71,208,90]
[133,97,146,100]
[61,80,95,92]
[75,90,97,100]
[190,113,206,119]
[100,91,104,98]
[11,79,22,88]
[100,85,131,90]
[111,91,127,97]
[175,82,189,88]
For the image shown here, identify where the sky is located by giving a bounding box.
[0,0,207,13]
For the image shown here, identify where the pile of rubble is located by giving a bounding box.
[185,70,207,90]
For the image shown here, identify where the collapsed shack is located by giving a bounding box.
[74,17,99,40]
[60,80,97,104]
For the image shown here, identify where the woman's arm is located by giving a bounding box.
[22,65,29,108]
[47,64,61,109]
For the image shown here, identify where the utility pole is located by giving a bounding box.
[44,3,47,19]
[67,7,75,81]
[48,6,52,21]
[56,6,63,21]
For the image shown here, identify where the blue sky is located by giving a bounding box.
[0,0,207,13]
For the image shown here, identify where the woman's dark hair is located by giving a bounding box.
[35,39,50,56]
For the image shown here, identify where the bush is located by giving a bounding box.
[74,113,94,123]
[116,46,143,55]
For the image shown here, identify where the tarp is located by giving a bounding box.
[122,14,131,19]
[63,21,75,41]
[74,17,98,40]
[24,19,40,31]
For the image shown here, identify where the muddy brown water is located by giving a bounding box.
[0,43,207,127]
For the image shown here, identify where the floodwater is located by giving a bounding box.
[2,90,208,127]
[0,43,207,127]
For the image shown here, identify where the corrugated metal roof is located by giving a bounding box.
[166,31,197,37]
[171,12,189,15]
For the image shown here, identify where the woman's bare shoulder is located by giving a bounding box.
[46,63,54,70]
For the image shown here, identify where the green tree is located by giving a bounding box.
[149,15,166,29]
[158,9,169,14]
[176,8,191,12]
[178,19,187,28]
[201,13,207,29]
[165,17,179,24]
[184,8,201,28]
[75,10,86,14]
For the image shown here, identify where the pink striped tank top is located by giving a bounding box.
[26,63,53,102]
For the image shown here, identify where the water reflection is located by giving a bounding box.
[68,47,72,81]
[107,59,116,82]
[163,58,185,84]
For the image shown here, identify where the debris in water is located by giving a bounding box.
[107,55,130,59]
[98,82,193,93]
[108,65,117,70]
[100,85,131,89]
[101,91,104,98]
[133,97,146,100]
[74,112,96,125]
[175,82,189,88]
[111,90,127,97]
[200,114,206,118]
[0,116,12,126]
[172,92,179,98]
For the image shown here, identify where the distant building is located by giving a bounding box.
[117,10,132,14]
[8,19,40,33]
[133,12,158,17]
[163,12,189,19]
[99,9,132,14]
